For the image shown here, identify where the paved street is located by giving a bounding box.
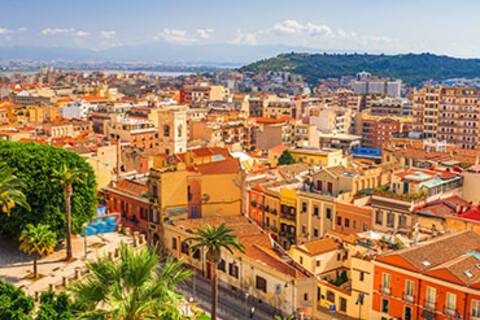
[178,274,354,320]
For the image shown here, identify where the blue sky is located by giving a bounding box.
[1,0,480,57]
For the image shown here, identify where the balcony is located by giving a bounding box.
[403,293,414,303]
[380,286,391,295]
[424,300,436,311]
[444,306,459,318]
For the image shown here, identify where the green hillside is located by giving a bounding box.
[241,52,480,85]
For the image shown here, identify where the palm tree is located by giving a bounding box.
[71,243,192,320]
[19,224,57,278]
[274,315,295,320]
[187,224,244,320]
[52,164,86,261]
[0,164,30,215]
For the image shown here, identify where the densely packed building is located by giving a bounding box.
[3,68,480,319]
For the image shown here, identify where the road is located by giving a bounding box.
[178,274,354,320]
[178,274,284,320]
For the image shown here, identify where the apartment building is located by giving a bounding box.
[413,86,480,149]
[107,117,159,152]
[373,231,480,320]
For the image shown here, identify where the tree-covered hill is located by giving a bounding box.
[241,52,480,86]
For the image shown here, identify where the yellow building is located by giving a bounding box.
[162,215,317,318]
[290,147,345,168]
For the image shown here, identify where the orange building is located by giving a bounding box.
[372,231,480,320]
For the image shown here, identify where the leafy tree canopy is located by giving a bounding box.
[241,52,480,86]
[278,150,296,166]
[0,141,97,240]
[0,278,34,319]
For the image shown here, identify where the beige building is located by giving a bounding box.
[413,86,480,149]
[149,105,187,155]
[162,216,317,318]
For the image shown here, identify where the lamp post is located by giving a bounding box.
[82,222,88,259]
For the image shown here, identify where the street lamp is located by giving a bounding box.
[82,222,88,259]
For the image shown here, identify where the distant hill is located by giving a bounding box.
[241,52,480,85]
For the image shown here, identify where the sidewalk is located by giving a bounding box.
[0,231,142,297]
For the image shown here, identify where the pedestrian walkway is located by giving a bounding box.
[0,230,143,297]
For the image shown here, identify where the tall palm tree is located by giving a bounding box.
[19,224,57,278]
[52,164,86,261]
[71,243,192,320]
[0,164,30,215]
[187,224,244,320]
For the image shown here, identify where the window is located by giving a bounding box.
[345,218,350,227]
[304,293,309,301]
[472,299,480,317]
[337,216,342,226]
[326,291,335,303]
[375,210,383,225]
[302,225,306,234]
[313,206,319,216]
[359,271,365,282]
[340,297,347,312]
[255,276,267,293]
[326,208,332,219]
[172,238,177,250]
[302,202,307,213]
[180,242,189,255]
[327,182,333,194]
[353,220,357,229]
[363,223,369,231]
[317,180,323,191]
[300,257,303,265]
[405,280,414,300]
[228,263,239,279]
[404,306,412,320]
[192,249,201,260]
[382,273,391,293]
[387,212,395,228]
[163,125,170,137]
[381,298,389,313]
[317,287,321,301]
[399,215,407,228]
[316,260,321,267]
[313,228,319,237]
[218,259,226,272]
[446,292,456,313]
[426,286,436,309]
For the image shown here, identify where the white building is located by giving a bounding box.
[61,101,97,119]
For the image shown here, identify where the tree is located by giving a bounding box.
[0,163,30,215]
[187,224,244,320]
[71,243,192,320]
[0,278,34,319]
[19,224,57,279]
[36,291,73,320]
[0,141,97,241]
[278,150,295,166]
[52,164,87,261]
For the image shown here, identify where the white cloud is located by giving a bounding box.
[74,30,90,38]
[230,29,257,45]
[196,28,214,40]
[272,20,333,37]
[0,28,13,35]
[154,28,197,44]
[41,27,75,35]
[100,30,116,39]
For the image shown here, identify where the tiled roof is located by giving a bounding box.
[300,238,340,256]
[114,179,148,197]
[195,158,240,175]
[378,231,480,274]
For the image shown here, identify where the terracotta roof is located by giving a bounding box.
[195,158,240,175]
[459,206,480,222]
[378,231,480,274]
[113,179,148,197]
[190,146,230,158]
[299,238,340,256]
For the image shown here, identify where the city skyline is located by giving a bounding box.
[2,0,480,60]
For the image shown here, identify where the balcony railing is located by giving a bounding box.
[403,293,414,303]
[424,300,436,311]
[444,306,458,318]
[381,287,391,295]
